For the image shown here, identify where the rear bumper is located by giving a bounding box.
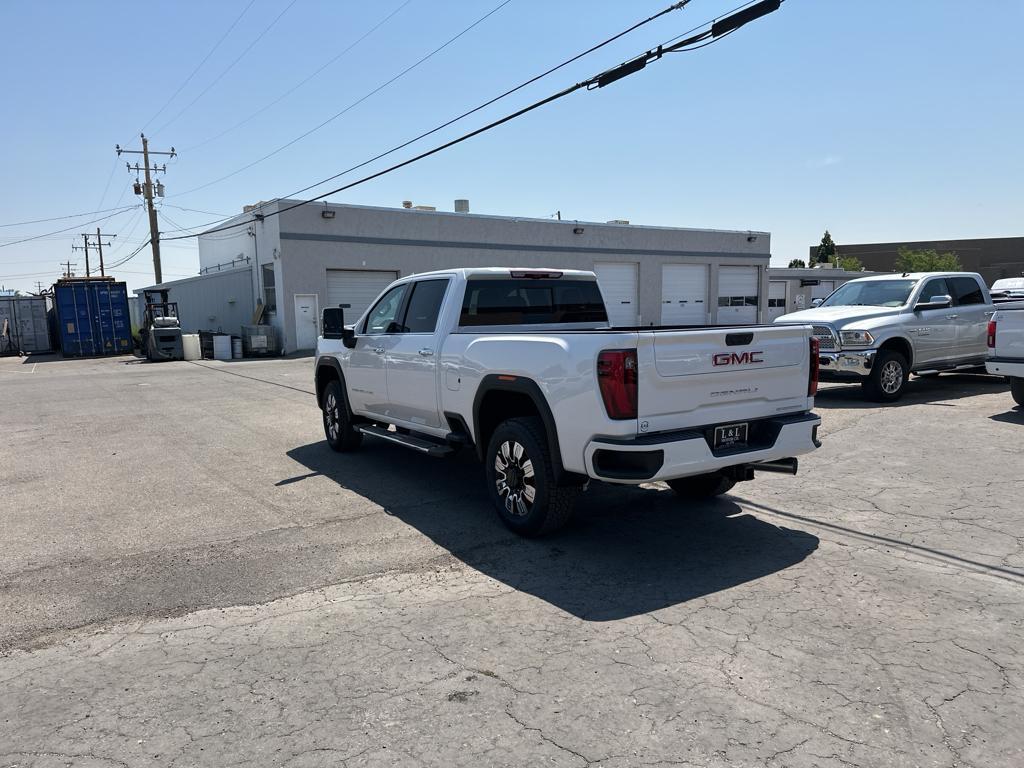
[986,357,1024,378]
[818,349,875,381]
[584,412,821,484]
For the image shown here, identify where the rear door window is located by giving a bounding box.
[459,279,608,326]
[948,276,985,306]
[402,279,449,333]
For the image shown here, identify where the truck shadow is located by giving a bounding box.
[815,373,1008,409]
[285,442,819,621]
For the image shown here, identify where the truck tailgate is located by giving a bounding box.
[637,325,812,433]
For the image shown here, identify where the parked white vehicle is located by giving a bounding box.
[986,306,1024,406]
[314,268,821,535]
[775,272,997,402]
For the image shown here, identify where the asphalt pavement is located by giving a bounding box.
[1,353,1022,767]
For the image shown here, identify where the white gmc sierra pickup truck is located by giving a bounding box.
[986,305,1024,406]
[314,268,821,536]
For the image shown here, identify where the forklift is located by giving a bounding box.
[140,289,183,361]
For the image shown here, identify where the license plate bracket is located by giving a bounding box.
[713,422,749,450]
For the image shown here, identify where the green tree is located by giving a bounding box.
[816,230,837,264]
[788,259,806,268]
[894,247,962,272]
[834,255,863,272]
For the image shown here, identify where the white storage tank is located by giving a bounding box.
[212,334,232,360]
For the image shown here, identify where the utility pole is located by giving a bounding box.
[61,261,76,279]
[94,228,115,276]
[117,134,175,284]
[71,235,92,276]
[71,231,116,277]
[35,282,45,294]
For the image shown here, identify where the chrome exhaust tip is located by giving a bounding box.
[750,458,799,475]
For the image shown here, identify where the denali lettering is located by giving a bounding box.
[713,351,765,366]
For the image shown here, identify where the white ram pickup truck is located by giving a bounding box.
[314,268,821,536]
[986,306,1024,406]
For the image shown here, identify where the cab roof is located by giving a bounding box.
[401,267,598,281]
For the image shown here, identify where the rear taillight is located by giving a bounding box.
[808,336,820,396]
[987,320,997,349]
[597,349,638,420]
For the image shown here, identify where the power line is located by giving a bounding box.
[0,207,140,249]
[169,0,693,229]
[141,0,258,134]
[165,0,785,243]
[280,0,694,205]
[183,0,417,152]
[160,203,231,217]
[0,204,139,229]
[106,238,152,271]
[171,0,514,198]
[151,0,300,137]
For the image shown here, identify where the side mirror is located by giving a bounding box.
[810,298,823,308]
[323,304,357,348]
[322,307,346,339]
[915,294,952,312]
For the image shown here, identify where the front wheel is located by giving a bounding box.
[863,350,909,402]
[667,472,737,499]
[322,380,362,452]
[485,417,578,537]
[1011,377,1024,407]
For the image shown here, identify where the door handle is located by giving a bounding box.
[946,314,959,319]
[418,348,434,357]
[371,346,385,354]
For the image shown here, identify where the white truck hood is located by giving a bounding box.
[776,306,899,327]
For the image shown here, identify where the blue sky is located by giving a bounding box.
[1,0,1021,293]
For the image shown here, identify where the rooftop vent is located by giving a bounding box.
[402,200,413,209]
[413,205,436,211]
[606,219,630,225]
[454,199,470,213]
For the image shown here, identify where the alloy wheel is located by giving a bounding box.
[494,440,536,517]
[325,392,340,440]
[880,360,903,394]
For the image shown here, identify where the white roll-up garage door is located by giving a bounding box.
[766,281,788,322]
[593,263,638,326]
[661,264,708,325]
[326,270,399,325]
[717,266,759,324]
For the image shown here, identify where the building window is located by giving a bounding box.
[262,264,276,312]
[718,296,759,307]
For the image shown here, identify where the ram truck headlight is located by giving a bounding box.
[840,330,875,347]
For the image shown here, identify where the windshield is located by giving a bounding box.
[819,279,917,308]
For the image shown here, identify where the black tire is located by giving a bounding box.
[485,417,578,537]
[322,379,362,452]
[667,472,737,499]
[1011,377,1024,407]
[862,349,909,402]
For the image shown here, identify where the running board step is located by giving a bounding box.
[356,425,454,457]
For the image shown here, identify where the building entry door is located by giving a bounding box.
[293,293,319,350]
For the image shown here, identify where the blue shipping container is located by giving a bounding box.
[54,279,133,357]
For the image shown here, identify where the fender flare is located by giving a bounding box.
[471,375,567,480]
[314,356,347,408]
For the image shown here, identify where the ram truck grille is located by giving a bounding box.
[812,325,838,351]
